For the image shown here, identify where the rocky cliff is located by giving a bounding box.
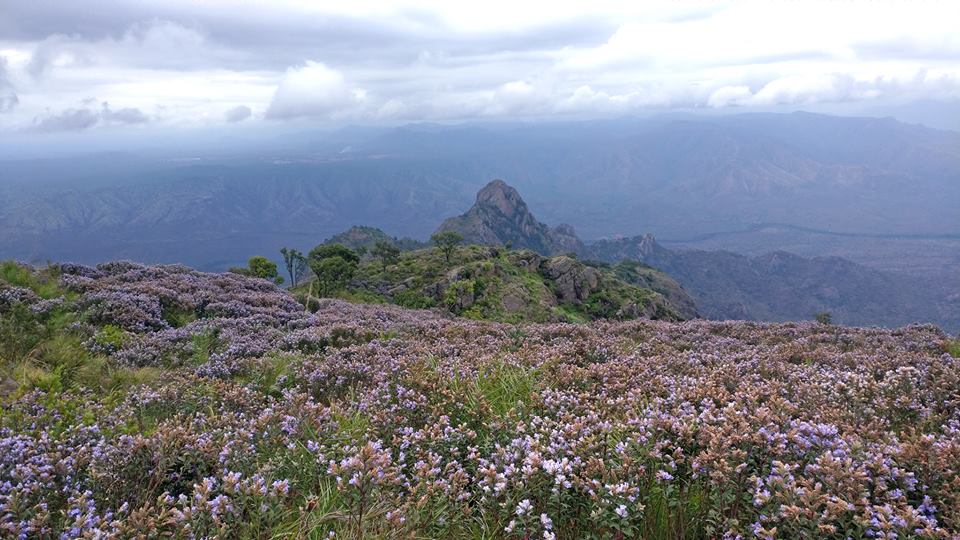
[435,179,587,256]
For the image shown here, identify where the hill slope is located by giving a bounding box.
[591,234,957,328]
[302,244,697,323]
[432,181,958,330]
[323,225,426,252]
[2,260,959,538]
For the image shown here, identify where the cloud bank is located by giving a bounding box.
[31,101,149,132]
[0,0,957,132]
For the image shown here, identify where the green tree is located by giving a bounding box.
[280,247,308,287]
[814,311,833,325]
[309,244,360,265]
[371,240,401,272]
[229,256,283,284]
[430,231,463,264]
[248,256,283,284]
[308,243,359,297]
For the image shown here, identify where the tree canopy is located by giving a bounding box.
[308,243,359,297]
[430,231,463,264]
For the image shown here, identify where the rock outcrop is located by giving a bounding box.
[540,256,601,304]
[435,180,588,256]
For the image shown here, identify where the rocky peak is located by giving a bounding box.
[588,233,668,264]
[474,179,527,217]
[635,233,662,259]
[435,179,587,257]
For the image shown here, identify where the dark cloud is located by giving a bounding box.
[224,105,251,122]
[0,57,17,112]
[103,104,149,124]
[31,108,101,132]
[0,1,614,73]
[30,101,149,132]
[0,94,17,113]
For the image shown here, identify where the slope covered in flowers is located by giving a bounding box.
[1,261,959,538]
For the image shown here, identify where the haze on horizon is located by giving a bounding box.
[1,0,960,157]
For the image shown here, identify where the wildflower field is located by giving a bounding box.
[1,261,959,538]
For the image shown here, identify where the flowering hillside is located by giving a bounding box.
[1,261,959,538]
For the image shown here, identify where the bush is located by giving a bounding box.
[0,303,45,367]
[393,289,436,310]
[308,244,359,297]
[91,324,127,354]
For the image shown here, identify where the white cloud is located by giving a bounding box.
[486,80,544,115]
[0,0,958,131]
[0,94,17,113]
[265,61,366,120]
[707,85,752,108]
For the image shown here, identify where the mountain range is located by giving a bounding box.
[2,113,958,279]
[432,179,959,330]
[1,112,957,328]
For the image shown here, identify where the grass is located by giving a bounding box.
[944,340,960,358]
[162,302,197,328]
[442,359,539,434]
[190,328,220,366]
[334,288,388,304]
[0,261,72,300]
[1,262,166,402]
[270,481,348,539]
[474,361,538,418]
[241,353,296,397]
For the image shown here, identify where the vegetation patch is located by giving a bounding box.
[3,260,959,538]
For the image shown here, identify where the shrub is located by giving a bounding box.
[393,289,436,309]
[308,244,359,297]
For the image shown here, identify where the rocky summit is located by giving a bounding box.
[435,179,587,256]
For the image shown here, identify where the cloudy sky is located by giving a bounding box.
[1,0,958,135]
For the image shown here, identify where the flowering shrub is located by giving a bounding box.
[0,262,959,537]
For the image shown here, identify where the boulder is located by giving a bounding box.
[0,377,17,399]
[540,256,601,304]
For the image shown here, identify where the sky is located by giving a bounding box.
[1,0,959,138]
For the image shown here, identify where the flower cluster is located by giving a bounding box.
[0,263,958,538]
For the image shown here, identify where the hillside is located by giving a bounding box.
[2,260,959,538]
[592,234,959,329]
[323,225,426,252]
[300,244,697,323]
[424,180,958,330]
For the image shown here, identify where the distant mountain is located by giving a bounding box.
[324,225,426,252]
[434,180,957,330]
[435,179,586,256]
[591,234,955,328]
[1,112,958,291]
